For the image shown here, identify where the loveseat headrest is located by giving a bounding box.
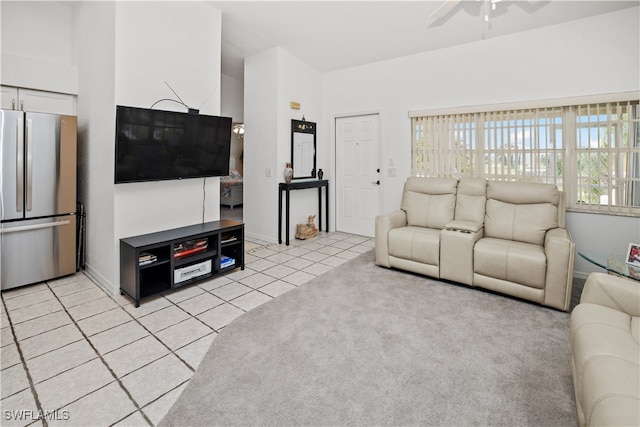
[487,181,559,205]
[403,177,458,195]
[458,178,487,196]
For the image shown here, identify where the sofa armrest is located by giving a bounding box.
[580,272,640,317]
[543,227,575,311]
[375,210,407,267]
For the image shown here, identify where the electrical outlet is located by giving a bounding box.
[388,167,396,177]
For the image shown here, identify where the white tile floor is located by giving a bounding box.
[0,232,373,426]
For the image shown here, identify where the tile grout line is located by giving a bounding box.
[80,269,209,372]
[1,295,48,427]
[85,292,203,377]
[124,378,191,425]
[43,283,154,427]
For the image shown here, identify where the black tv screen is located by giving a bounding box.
[114,106,232,184]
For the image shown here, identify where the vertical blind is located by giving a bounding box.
[411,100,639,216]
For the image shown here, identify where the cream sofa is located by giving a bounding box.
[570,273,640,427]
[375,177,575,311]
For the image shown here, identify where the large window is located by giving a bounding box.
[411,97,640,216]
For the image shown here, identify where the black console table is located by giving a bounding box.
[279,180,329,245]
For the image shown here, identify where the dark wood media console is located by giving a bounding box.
[120,220,244,307]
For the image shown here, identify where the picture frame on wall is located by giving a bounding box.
[625,243,640,267]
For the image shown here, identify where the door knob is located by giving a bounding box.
[371,180,380,185]
[376,168,380,173]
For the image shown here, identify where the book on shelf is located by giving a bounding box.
[174,238,208,258]
[221,234,238,243]
[220,256,235,268]
[139,252,157,266]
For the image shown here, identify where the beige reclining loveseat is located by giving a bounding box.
[375,177,575,311]
[570,272,640,426]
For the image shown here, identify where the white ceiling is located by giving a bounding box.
[210,0,638,81]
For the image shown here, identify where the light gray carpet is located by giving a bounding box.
[161,250,577,426]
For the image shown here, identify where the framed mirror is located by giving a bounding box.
[291,119,316,179]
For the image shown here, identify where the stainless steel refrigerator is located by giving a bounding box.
[1,110,77,290]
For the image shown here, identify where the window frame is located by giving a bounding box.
[409,93,640,217]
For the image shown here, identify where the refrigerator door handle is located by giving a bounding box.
[16,117,24,212]
[0,219,70,234]
[25,118,33,212]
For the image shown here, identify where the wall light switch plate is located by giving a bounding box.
[388,167,396,177]
[266,168,272,177]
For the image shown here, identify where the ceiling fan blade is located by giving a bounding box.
[429,0,462,19]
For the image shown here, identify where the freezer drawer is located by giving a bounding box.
[1,215,76,290]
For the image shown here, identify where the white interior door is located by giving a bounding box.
[335,114,381,237]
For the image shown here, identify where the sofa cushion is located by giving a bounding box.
[570,274,640,427]
[484,181,559,245]
[474,238,546,288]
[401,178,457,229]
[388,226,440,266]
[581,356,640,427]
[485,199,558,246]
[571,303,640,392]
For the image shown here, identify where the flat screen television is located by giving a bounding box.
[114,105,232,184]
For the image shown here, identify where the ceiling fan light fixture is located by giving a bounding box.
[430,0,503,21]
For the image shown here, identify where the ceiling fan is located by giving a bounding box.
[430,0,503,21]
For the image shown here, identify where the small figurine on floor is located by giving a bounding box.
[295,215,319,240]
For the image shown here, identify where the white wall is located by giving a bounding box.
[109,1,223,292]
[322,7,640,277]
[244,49,279,242]
[1,1,77,93]
[221,73,244,123]
[222,73,245,173]
[73,1,117,289]
[244,47,323,242]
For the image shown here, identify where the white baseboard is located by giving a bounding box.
[244,231,278,244]
[83,264,119,296]
[573,270,592,280]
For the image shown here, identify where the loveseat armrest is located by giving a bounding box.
[444,220,483,234]
[375,210,407,267]
[440,222,483,285]
[543,227,575,311]
[580,272,640,317]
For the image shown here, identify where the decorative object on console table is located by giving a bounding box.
[318,169,324,180]
[284,162,293,183]
[295,215,319,240]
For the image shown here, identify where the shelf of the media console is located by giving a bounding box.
[173,250,217,267]
[139,258,170,270]
[219,265,237,274]
[221,239,241,248]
